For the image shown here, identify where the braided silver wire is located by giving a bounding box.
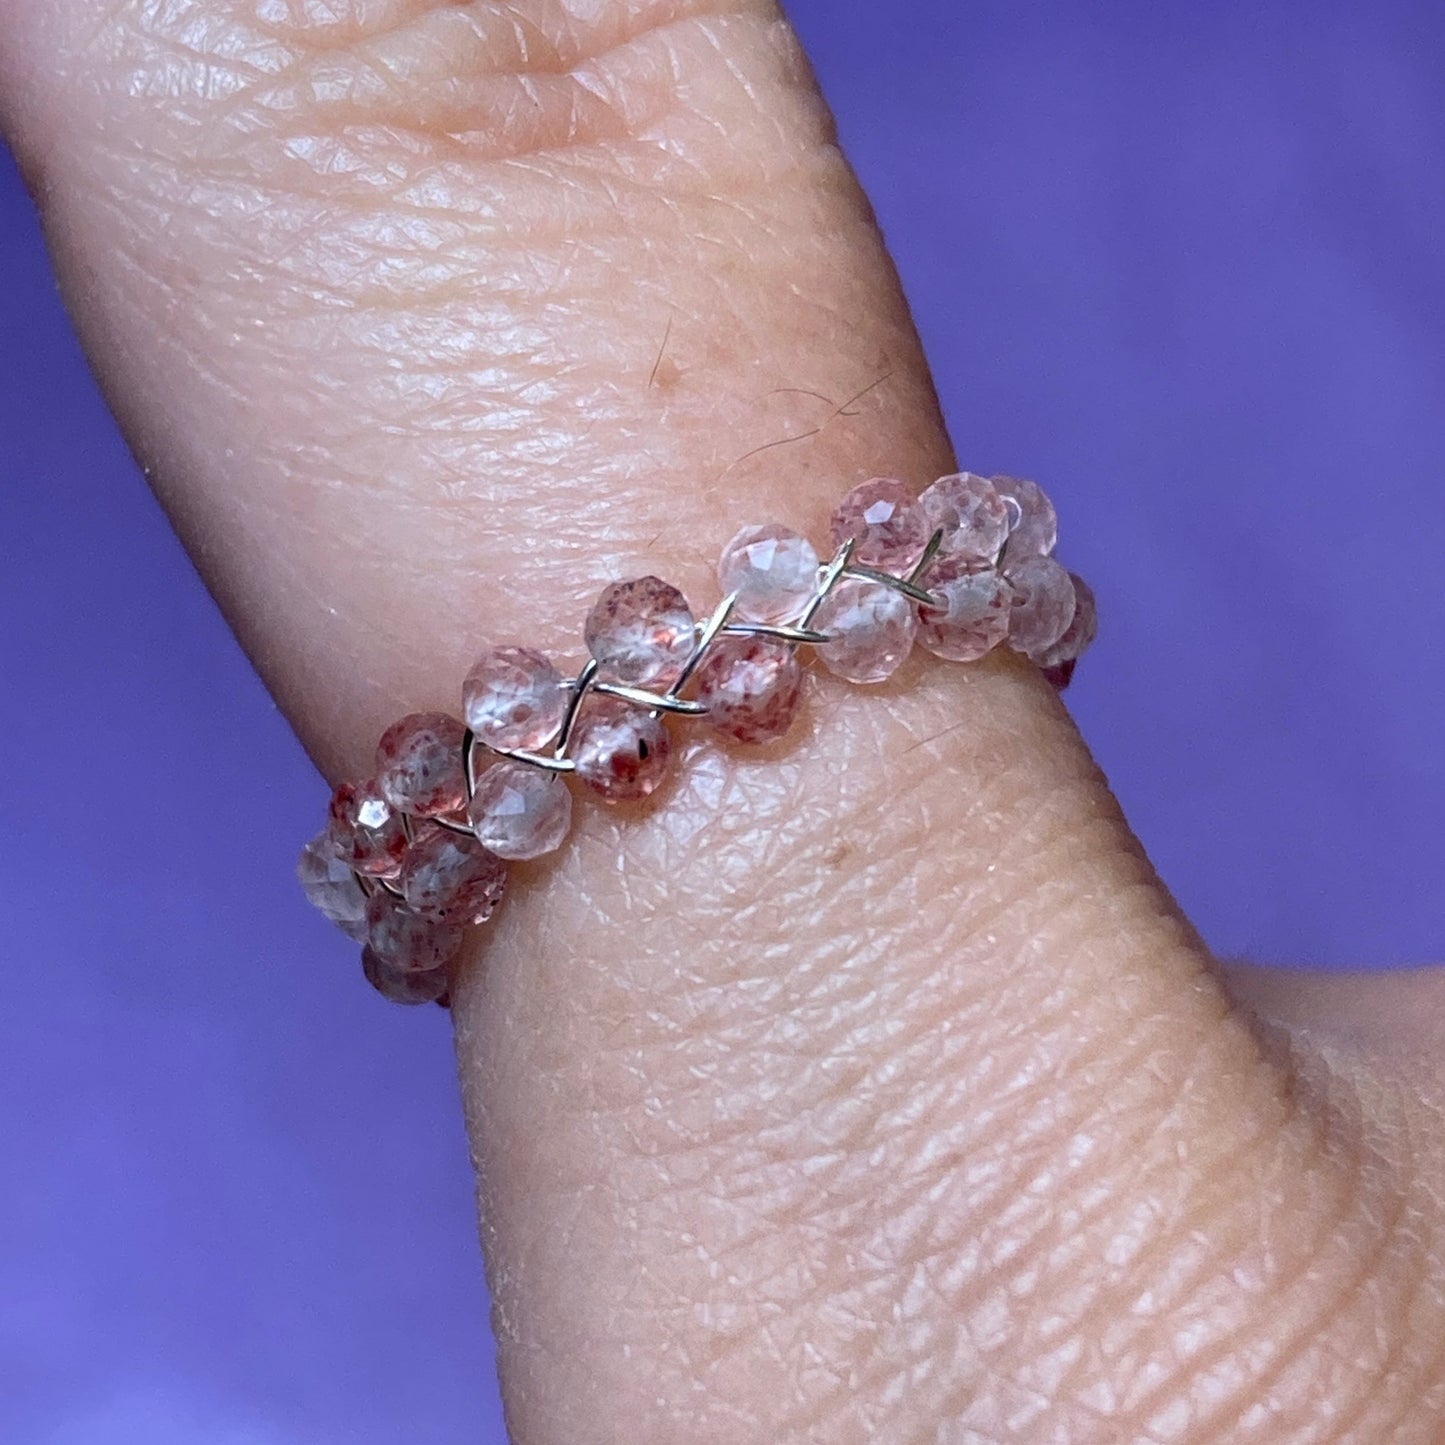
[458,531,951,805]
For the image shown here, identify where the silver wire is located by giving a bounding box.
[796,539,856,631]
[722,620,832,645]
[593,681,708,715]
[345,526,956,906]
[841,562,940,607]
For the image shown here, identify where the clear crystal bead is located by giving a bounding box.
[327,780,409,878]
[994,476,1058,562]
[830,478,930,570]
[1005,555,1077,657]
[297,832,368,941]
[813,577,917,684]
[462,646,569,752]
[1033,574,1097,669]
[362,947,450,1006]
[468,760,574,860]
[364,891,463,974]
[717,524,820,623]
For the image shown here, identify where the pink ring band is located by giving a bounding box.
[298,471,1097,1007]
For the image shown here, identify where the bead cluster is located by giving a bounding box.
[298,473,1096,1006]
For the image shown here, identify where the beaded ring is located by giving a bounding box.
[298,473,1097,1007]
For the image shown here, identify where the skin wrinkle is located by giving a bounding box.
[1102,1148,1350,1379]
[1202,1188,1423,1440]
[940,1035,1241,1310]
[627,890,1190,1265]
[1125,1171,1374,1435]
[1122,1125,1433,1441]
[90,7,822,189]
[813,1164,1161,1419]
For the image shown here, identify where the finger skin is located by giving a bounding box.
[5,2,1445,1441]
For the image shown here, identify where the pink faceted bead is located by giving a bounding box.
[374,712,468,817]
[1005,555,1078,657]
[327,780,409,878]
[584,576,696,688]
[917,558,1012,662]
[993,476,1058,561]
[919,472,1010,563]
[362,946,450,1006]
[693,634,805,745]
[297,832,369,941]
[571,701,673,801]
[1034,574,1098,669]
[717,524,821,623]
[813,577,917,684]
[830,478,930,570]
[364,890,463,974]
[400,826,507,925]
[462,645,569,753]
[468,759,574,860]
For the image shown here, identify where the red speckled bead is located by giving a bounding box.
[571,701,673,801]
[374,712,468,817]
[327,780,409,878]
[1005,555,1077,657]
[917,557,1012,662]
[400,826,507,926]
[693,634,805,744]
[1034,574,1098,670]
[830,477,930,570]
[919,472,1010,564]
[584,576,696,688]
[364,891,463,974]
[362,947,450,1006]
[994,476,1058,562]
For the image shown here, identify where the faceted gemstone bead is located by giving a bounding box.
[570,701,673,801]
[918,472,1010,564]
[693,634,805,745]
[1034,574,1098,669]
[829,478,930,571]
[296,831,369,941]
[327,780,409,878]
[362,946,450,1006]
[917,558,1012,662]
[584,576,696,688]
[1042,659,1077,691]
[716,523,821,623]
[1004,555,1077,657]
[993,475,1059,561]
[400,826,507,925]
[813,577,917,684]
[468,759,574,860]
[364,890,463,974]
[374,712,468,817]
[462,645,569,753]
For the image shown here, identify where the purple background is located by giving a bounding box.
[3,2,1441,1440]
